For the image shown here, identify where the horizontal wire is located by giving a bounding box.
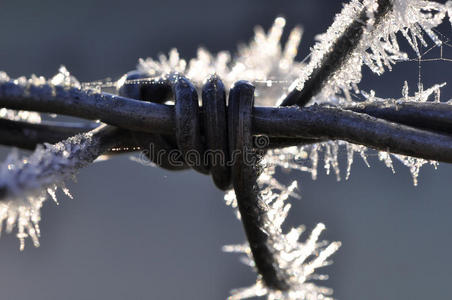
[0,118,320,152]
[1,81,452,163]
[0,119,152,154]
[254,105,452,163]
[0,82,174,134]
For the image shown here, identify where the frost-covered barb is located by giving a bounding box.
[285,0,452,105]
[0,124,118,250]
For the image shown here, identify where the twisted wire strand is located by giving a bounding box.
[118,72,189,170]
[173,77,209,174]
[202,76,231,189]
[229,81,291,290]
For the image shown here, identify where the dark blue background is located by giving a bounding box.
[0,1,452,299]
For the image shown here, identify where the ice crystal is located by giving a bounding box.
[0,132,103,250]
[0,65,94,98]
[50,65,81,88]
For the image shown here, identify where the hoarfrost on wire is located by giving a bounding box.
[291,0,450,103]
[0,0,451,299]
[0,130,103,250]
[136,16,304,107]
[224,167,341,300]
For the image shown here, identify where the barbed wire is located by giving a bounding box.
[0,0,451,295]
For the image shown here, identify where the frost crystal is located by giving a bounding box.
[137,17,304,106]
[0,132,102,250]
[50,65,81,88]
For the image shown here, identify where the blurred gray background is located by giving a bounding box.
[1,0,452,299]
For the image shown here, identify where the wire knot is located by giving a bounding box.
[120,72,260,191]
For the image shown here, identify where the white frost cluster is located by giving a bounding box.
[0,65,81,91]
[0,130,105,250]
[137,17,304,106]
[0,132,100,250]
